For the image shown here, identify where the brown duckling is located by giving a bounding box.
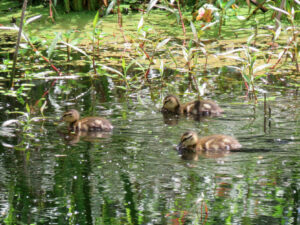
[162,95,223,116]
[178,131,241,152]
[61,109,113,132]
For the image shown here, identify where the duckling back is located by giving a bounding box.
[178,131,241,152]
[197,135,241,151]
[73,117,113,132]
[183,100,223,116]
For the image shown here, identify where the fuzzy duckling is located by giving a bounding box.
[61,109,113,132]
[177,131,241,152]
[162,95,223,116]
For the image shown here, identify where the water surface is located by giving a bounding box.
[0,74,299,225]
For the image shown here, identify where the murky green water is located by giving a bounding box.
[0,71,299,225]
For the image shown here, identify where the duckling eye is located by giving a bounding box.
[182,135,193,143]
[63,113,72,118]
[164,99,171,105]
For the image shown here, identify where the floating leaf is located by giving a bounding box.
[156,38,170,51]
[100,64,123,76]
[247,34,255,45]
[60,40,90,59]
[217,48,244,56]
[201,20,218,31]
[25,15,42,25]
[224,55,246,62]
[236,15,246,20]
[268,4,290,16]
[2,119,21,127]
[253,64,271,74]
[274,23,281,41]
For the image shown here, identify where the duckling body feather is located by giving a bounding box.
[62,109,113,132]
[178,131,241,152]
[162,95,223,116]
[196,134,241,151]
[72,117,113,132]
[182,100,224,116]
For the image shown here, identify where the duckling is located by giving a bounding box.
[61,109,113,132]
[162,95,223,116]
[177,131,241,152]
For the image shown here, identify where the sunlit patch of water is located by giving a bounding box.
[0,65,298,224]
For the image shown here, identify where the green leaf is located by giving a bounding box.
[117,86,127,90]
[60,40,90,59]
[26,103,30,114]
[147,0,159,13]
[190,21,198,42]
[122,58,126,71]
[93,10,99,31]
[48,32,61,59]
[225,0,235,10]
[156,38,170,51]
[137,16,144,30]
[242,72,251,84]
[106,0,116,16]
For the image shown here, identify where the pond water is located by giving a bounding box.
[0,69,299,224]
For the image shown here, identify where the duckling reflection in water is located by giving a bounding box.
[162,95,224,116]
[61,109,113,132]
[60,130,112,145]
[178,131,241,154]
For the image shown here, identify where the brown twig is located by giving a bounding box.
[176,0,186,46]
[139,43,152,81]
[246,0,267,20]
[117,0,127,43]
[11,0,28,88]
[49,0,55,23]
[270,39,293,69]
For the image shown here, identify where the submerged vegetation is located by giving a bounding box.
[0,0,299,224]
[0,0,298,107]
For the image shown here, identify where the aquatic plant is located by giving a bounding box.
[218,42,271,103]
[217,0,236,37]
[268,4,299,72]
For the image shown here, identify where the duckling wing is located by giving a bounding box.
[79,117,113,131]
[199,135,241,151]
[183,100,223,116]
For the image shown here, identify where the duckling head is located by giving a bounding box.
[162,95,180,113]
[178,131,198,150]
[61,109,80,123]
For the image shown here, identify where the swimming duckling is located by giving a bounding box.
[61,109,113,132]
[178,131,241,152]
[162,95,223,116]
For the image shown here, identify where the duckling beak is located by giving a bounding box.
[59,116,65,122]
[177,141,183,150]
